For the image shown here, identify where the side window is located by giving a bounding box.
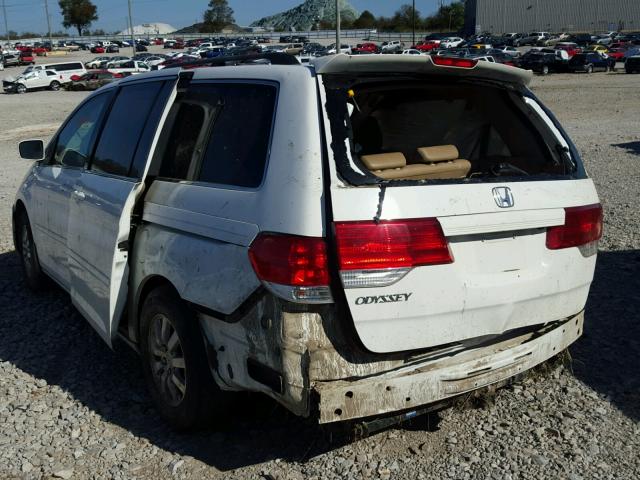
[197,84,276,188]
[91,82,163,177]
[159,100,207,180]
[53,92,112,168]
[158,83,277,188]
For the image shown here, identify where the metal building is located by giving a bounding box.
[464,0,640,35]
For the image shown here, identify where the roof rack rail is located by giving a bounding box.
[174,52,301,70]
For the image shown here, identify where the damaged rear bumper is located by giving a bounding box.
[199,294,584,424]
[315,312,583,423]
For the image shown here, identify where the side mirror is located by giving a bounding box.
[19,139,45,161]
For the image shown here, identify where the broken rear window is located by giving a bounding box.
[322,76,580,186]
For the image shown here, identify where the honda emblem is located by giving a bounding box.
[492,187,514,208]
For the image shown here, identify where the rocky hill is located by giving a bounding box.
[251,0,359,32]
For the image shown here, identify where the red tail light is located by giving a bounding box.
[546,204,603,250]
[113,73,124,78]
[335,218,453,271]
[249,233,329,286]
[432,56,478,68]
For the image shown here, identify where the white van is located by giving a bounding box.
[24,61,86,83]
[13,53,602,430]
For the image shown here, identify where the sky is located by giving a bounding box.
[1,0,444,35]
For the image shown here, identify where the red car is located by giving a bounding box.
[19,50,35,65]
[414,40,440,52]
[555,43,581,58]
[32,46,49,56]
[607,48,627,61]
[91,46,105,53]
[352,42,380,54]
[69,69,125,82]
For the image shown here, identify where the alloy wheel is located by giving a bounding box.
[147,313,187,407]
[21,224,34,275]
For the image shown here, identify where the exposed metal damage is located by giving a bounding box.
[199,293,585,424]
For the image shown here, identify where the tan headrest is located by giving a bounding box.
[360,152,406,171]
[418,145,459,163]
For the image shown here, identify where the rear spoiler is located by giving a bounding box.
[312,54,533,87]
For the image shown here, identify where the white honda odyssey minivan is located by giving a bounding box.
[12,53,602,430]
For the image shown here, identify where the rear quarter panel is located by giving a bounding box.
[131,65,326,319]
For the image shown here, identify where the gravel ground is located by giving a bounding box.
[0,66,639,480]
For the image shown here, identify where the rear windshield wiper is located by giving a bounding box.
[555,143,576,171]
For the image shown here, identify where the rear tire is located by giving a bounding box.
[140,286,231,431]
[541,65,549,75]
[586,65,594,74]
[17,211,46,291]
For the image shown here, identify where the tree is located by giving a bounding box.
[393,4,421,31]
[425,1,465,31]
[58,0,98,37]
[203,0,235,32]
[353,10,376,29]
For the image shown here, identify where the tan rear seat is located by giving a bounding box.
[360,152,443,180]
[416,145,471,179]
[360,147,471,181]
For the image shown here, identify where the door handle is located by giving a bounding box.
[72,190,86,199]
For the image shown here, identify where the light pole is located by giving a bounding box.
[44,0,53,49]
[128,0,135,57]
[412,0,416,46]
[1,0,9,43]
[335,0,341,54]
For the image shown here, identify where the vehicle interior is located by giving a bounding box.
[329,79,572,183]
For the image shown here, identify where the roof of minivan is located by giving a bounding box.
[312,54,532,87]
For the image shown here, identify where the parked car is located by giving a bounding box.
[625,55,640,73]
[65,70,125,91]
[86,56,113,69]
[19,50,35,65]
[402,49,424,55]
[107,60,150,74]
[12,53,601,431]
[325,43,352,55]
[568,52,615,73]
[163,40,184,49]
[90,45,106,54]
[555,42,582,58]
[302,43,325,56]
[106,44,120,53]
[414,40,441,52]
[518,51,567,74]
[23,61,86,83]
[440,37,464,49]
[283,43,304,55]
[352,43,380,55]
[381,40,404,54]
[143,55,168,67]
[495,45,520,57]
[606,48,627,62]
[3,68,63,93]
[584,45,608,55]
[1,53,20,68]
[520,32,549,46]
[569,34,597,47]
[504,32,526,46]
